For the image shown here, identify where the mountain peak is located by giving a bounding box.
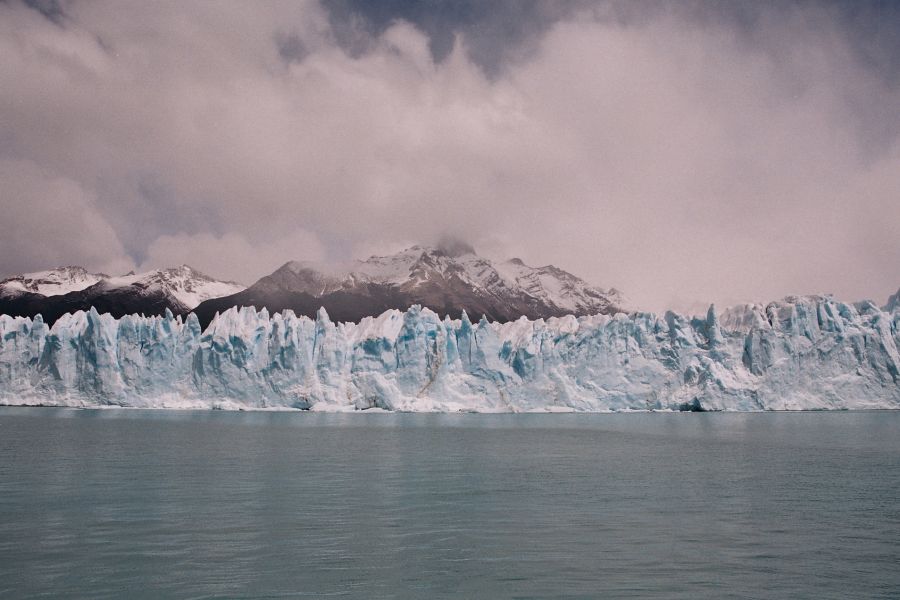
[199,245,624,326]
[102,265,245,308]
[0,264,246,325]
[0,266,107,297]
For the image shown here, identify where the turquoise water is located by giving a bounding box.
[0,408,898,599]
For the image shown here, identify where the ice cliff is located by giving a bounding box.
[1,295,898,411]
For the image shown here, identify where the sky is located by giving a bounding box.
[1,0,899,312]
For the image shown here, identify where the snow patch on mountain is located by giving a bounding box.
[260,245,622,317]
[0,265,243,310]
[99,266,244,309]
[0,267,106,297]
[495,258,625,315]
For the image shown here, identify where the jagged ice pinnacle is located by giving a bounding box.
[0,295,897,411]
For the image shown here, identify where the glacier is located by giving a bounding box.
[0,295,898,411]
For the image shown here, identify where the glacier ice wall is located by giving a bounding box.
[0,296,898,411]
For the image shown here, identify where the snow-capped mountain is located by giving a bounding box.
[0,266,106,297]
[0,265,243,325]
[92,266,245,310]
[193,244,623,327]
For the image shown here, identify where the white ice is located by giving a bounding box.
[0,294,897,411]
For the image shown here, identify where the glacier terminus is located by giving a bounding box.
[1,294,898,411]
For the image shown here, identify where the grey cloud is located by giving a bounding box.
[323,0,900,85]
[138,230,325,285]
[275,31,309,64]
[0,159,134,276]
[22,0,65,24]
[323,0,585,76]
[0,0,897,312]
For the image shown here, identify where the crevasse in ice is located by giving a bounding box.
[1,295,898,411]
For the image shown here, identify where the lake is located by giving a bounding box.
[1,408,898,599]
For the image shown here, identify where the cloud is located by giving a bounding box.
[322,0,584,75]
[139,230,325,285]
[0,0,898,311]
[0,159,134,276]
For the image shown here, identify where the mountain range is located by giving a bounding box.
[1,246,898,412]
[0,245,624,326]
[191,244,624,327]
[0,265,244,325]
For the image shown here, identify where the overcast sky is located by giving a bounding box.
[1,0,898,312]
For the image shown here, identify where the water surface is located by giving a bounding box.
[1,408,898,599]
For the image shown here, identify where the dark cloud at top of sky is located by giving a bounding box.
[755,1,900,85]
[21,0,65,23]
[323,0,900,82]
[674,0,900,92]
[18,0,900,83]
[18,0,900,89]
[322,0,584,76]
[681,0,900,154]
[321,0,900,156]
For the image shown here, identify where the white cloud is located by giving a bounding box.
[0,1,897,310]
[139,230,325,284]
[0,159,134,276]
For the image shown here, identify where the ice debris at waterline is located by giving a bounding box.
[1,297,898,411]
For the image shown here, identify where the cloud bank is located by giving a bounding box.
[0,0,898,311]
